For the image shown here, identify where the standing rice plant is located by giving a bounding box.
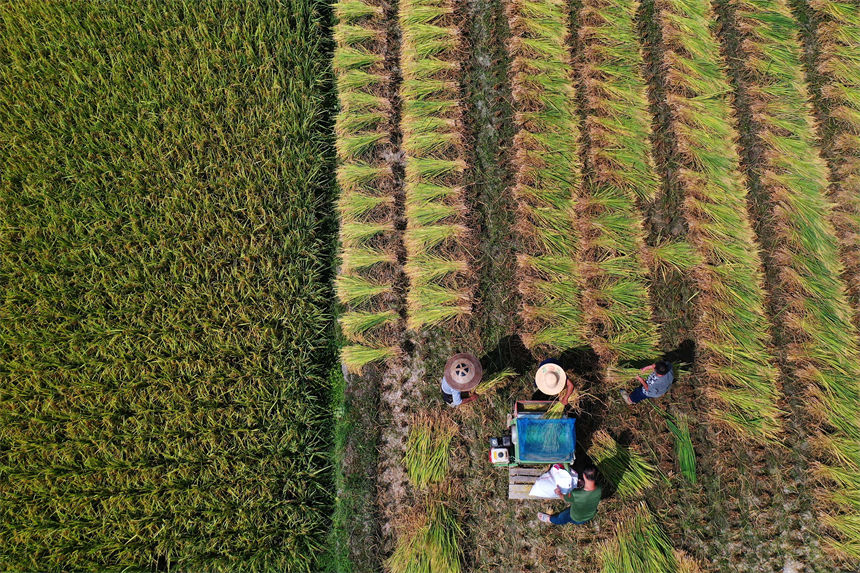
[588,430,657,498]
[0,1,335,570]
[575,0,660,362]
[717,0,860,558]
[652,0,783,443]
[403,413,458,490]
[601,504,681,573]
[334,0,402,371]
[506,0,585,352]
[399,0,474,331]
[387,500,463,573]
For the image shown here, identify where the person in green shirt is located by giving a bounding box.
[537,466,602,525]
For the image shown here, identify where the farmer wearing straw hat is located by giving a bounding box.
[534,360,575,405]
[440,353,482,407]
[620,360,674,405]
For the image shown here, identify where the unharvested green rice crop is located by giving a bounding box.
[0,1,334,571]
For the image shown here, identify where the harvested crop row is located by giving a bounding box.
[399,0,474,330]
[507,0,584,351]
[600,503,701,573]
[718,0,860,558]
[650,0,782,442]
[809,0,860,332]
[588,430,657,499]
[575,0,659,362]
[334,0,401,371]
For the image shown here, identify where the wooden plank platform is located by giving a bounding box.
[508,466,545,500]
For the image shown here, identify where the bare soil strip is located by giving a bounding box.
[714,0,859,565]
[461,0,520,354]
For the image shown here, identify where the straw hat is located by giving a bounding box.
[535,362,567,395]
[443,353,483,391]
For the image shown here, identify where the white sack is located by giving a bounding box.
[527,467,576,498]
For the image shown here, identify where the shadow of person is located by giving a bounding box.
[663,339,695,368]
[479,334,534,377]
[595,430,636,499]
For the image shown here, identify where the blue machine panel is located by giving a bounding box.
[516,417,576,463]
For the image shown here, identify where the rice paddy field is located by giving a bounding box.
[1,1,336,571]
[1,0,859,571]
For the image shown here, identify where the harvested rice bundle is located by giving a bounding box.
[588,430,657,498]
[600,504,681,573]
[653,0,783,442]
[506,0,585,352]
[403,413,458,490]
[334,0,403,371]
[387,500,463,573]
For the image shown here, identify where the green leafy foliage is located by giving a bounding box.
[0,1,335,570]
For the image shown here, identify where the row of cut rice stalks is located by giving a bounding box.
[809,0,860,332]
[722,0,860,559]
[399,0,474,331]
[575,0,660,363]
[506,0,585,352]
[601,503,702,573]
[334,0,401,373]
[388,413,462,573]
[651,0,783,442]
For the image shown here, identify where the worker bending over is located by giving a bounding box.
[620,360,674,405]
[537,466,602,525]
